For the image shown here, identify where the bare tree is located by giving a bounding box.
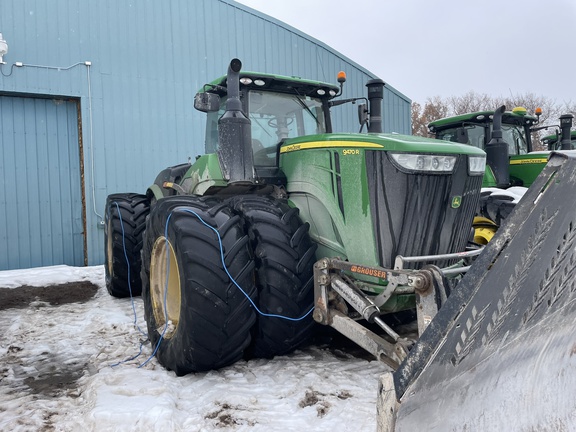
[497,93,561,149]
[501,93,557,125]
[411,91,575,149]
[447,91,493,114]
[561,101,576,117]
[411,102,426,137]
[411,96,449,137]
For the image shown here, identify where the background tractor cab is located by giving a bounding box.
[430,107,574,245]
[542,115,576,150]
[428,107,541,188]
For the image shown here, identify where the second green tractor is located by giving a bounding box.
[429,107,574,243]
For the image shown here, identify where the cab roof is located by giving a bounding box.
[202,71,340,99]
[542,130,576,145]
[428,109,539,132]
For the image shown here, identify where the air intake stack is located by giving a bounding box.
[217,58,255,183]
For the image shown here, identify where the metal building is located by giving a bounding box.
[0,0,411,270]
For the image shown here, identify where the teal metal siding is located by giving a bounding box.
[0,0,411,268]
[0,95,84,270]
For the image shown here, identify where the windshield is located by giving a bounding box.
[501,124,528,155]
[436,123,529,155]
[436,124,485,149]
[548,137,576,150]
[205,90,326,167]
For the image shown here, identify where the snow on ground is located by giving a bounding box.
[0,265,389,431]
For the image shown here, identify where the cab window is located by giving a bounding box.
[204,90,326,166]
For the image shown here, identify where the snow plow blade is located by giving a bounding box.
[378,151,576,431]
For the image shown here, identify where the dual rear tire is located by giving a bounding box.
[229,195,317,359]
[141,196,257,374]
[137,194,315,374]
[104,193,150,297]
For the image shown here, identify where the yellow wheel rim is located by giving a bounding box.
[472,216,498,245]
[474,226,496,245]
[150,236,181,339]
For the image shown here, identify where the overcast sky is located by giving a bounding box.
[236,0,575,105]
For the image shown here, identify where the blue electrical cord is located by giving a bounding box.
[112,202,148,337]
[109,202,148,368]
[110,342,146,368]
[138,212,174,368]
[176,207,314,322]
[114,203,315,369]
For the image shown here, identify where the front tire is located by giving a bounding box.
[230,195,317,359]
[104,193,150,298]
[141,196,257,374]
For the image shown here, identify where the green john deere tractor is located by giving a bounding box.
[429,108,575,243]
[428,107,542,188]
[104,59,486,374]
[542,127,576,150]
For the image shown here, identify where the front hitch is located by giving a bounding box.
[312,257,456,368]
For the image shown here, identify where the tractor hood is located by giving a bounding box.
[279,133,487,156]
[279,132,485,270]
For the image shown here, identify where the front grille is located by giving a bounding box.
[366,151,482,268]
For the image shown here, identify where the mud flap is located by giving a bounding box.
[384,152,576,431]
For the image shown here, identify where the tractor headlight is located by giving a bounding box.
[468,155,486,175]
[389,153,456,173]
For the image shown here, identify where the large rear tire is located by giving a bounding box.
[229,195,317,358]
[104,193,150,298]
[141,196,257,374]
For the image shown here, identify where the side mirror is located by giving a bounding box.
[358,103,368,130]
[455,127,469,144]
[194,92,220,112]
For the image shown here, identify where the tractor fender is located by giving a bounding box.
[146,183,165,203]
[146,163,193,203]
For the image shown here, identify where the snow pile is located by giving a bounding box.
[0,265,387,431]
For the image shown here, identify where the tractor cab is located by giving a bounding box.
[428,108,541,188]
[428,107,538,156]
[191,63,386,194]
[200,75,334,167]
[542,129,576,150]
[430,108,572,245]
[192,68,350,191]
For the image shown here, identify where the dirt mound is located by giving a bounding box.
[0,281,99,310]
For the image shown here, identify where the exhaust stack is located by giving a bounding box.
[366,79,385,133]
[559,114,574,150]
[217,58,255,183]
[485,106,510,188]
